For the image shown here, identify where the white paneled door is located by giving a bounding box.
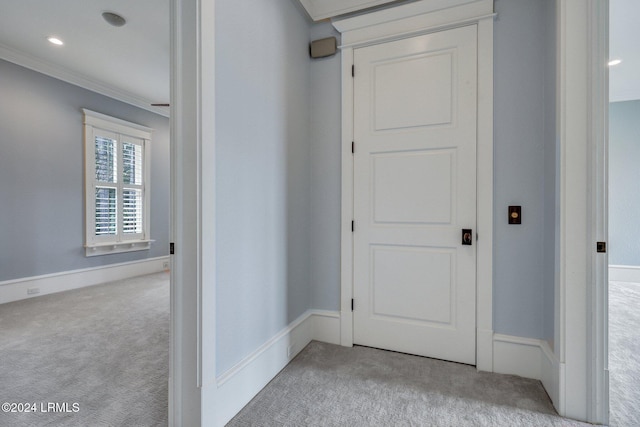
[353,25,478,365]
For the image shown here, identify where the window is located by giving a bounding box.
[83,109,152,256]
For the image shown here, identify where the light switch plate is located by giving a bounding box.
[508,206,522,224]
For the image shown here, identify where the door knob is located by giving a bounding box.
[462,229,472,245]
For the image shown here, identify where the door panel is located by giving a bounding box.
[353,25,478,365]
[372,149,454,224]
[374,52,453,130]
[372,245,454,325]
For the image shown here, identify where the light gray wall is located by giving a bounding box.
[310,22,342,311]
[609,100,640,266]
[0,59,170,282]
[215,0,312,375]
[492,0,555,339]
[542,0,557,345]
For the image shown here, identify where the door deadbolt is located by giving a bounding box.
[462,229,473,245]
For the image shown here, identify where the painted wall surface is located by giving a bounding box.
[0,59,170,282]
[609,101,640,266]
[310,22,342,311]
[215,0,312,375]
[493,0,555,339]
[542,0,557,345]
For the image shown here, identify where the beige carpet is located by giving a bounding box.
[0,272,169,427]
[228,341,591,426]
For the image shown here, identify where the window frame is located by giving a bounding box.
[83,109,153,256]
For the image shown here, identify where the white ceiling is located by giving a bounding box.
[0,0,169,114]
[0,0,635,110]
[609,0,640,102]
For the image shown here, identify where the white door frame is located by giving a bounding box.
[556,0,608,423]
[169,0,217,425]
[333,0,495,371]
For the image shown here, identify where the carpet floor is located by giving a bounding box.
[228,341,591,427]
[0,272,169,427]
[609,281,640,427]
[2,273,637,426]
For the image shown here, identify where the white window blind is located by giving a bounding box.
[83,109,153,256]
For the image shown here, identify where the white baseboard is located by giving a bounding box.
[493,333,560,413]
[0,256,170,305]
[609,265,640,283]
[476,328,494,372]
[215,309,341,426]
[311,309,341,345]
[540,340,560,408]
[493,334,544,380]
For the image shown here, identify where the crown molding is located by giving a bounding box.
[0,42,169,118]
[332,0,493,48]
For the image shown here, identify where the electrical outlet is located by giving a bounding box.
[162,261,170,270]
[27,288,40,295]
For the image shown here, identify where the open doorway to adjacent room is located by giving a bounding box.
[0,1,171,425]
[608,0,640,425]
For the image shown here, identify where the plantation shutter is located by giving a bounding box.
[93,130,119,238]
[84,109,152,256]
[121,137,144,237]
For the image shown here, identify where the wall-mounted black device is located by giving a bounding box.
[508,206,522,224]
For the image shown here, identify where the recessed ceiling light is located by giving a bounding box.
[102,12,127,27]
[608,59,622,67]
[47,37,64,46]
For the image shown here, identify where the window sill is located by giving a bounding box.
[85,240,154,257]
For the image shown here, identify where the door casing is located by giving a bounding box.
[332,0,495,372]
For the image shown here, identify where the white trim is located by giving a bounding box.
[83,109,153,138]
[557,0,590,419]
[556,0,608,423]
[0,256,169,305]
[332,0,492,48]
[587,1,609,424]
[541,340,561,409]
[169,0,207,425]
[332,0,491,33]
[493,334,544,380]
[334,1,494,371]
[215,310,341,426]
[199,0,218,424]
[0,43,169,118]
[215,312,311,387]
[609,265,640,283]
[493,334,560,402]
[339,45,355,348]
[475,14,494,373]
[299,0,399,21]
[85,240,154,257]
[337,13,496,49]
[312,310,342,345]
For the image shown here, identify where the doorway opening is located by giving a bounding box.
[607,0,640,424]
